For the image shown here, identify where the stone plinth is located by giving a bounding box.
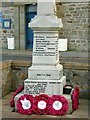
[28,64,63,80]
[14,0,72,114]
[24,76,66,96]
[26,0,65,97]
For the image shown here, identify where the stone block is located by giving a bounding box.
[28,64,63,80]
[63,94,72,114]
[24,76,66,96]
[14,91,24,111]
[37,0,55,15]
[69,7,75,10]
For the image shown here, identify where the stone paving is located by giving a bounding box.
[0,92,89,119]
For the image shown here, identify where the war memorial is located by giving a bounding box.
[10,0,79,116]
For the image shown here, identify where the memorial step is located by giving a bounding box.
[28,64,63,80]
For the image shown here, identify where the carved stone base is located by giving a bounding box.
[24,76,66,96]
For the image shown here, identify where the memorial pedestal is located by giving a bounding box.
[13,0,75,115]
[24,76,66,96]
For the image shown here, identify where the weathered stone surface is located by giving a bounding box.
[56,2,89,51]
[63,94,72,114]
[1,61,12,97]
[11,66,28,91]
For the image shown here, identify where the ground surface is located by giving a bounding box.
[0,92,89,119]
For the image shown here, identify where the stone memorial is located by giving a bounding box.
[13,0,78,114]
[26,0,65,96]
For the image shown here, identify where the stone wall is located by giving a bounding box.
[56,2,89,51]
[11,60,31,91]
[12,61,89,99]
[0,6,15,49]
[0,2,89,51]
[1,60,88,99]
[1,61,12,97]
[11,66,28,91]
[63,66,88,99]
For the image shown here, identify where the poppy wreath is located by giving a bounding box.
[33,94,49,115]
[17,94,35,115]
[47,95,68,116]
[72,87,79,110]
[10,84,24,107]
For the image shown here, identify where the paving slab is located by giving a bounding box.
[2,111,28,119]
[27,114,62,119]
[62,114,88,118]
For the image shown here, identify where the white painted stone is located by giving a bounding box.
[24,76,66,96]
[29,16,63,31]
[37,0,56,15]
[14,0,73,115]
[28,64,63,80]
[29,0,63,31]
[32,31,59,65]
[14,91,24,111]
[63,94,73,114]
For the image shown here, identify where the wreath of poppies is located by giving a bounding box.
[72,87,79,110]
[10,85,79,115]
[47,95,68,116]
[10,84,24,107]
[17,94,35,115]
[33,94,49,115]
